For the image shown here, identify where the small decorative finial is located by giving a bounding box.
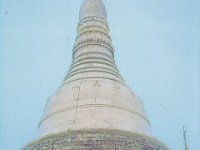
[79,0,107,20]
[183,127,189,150]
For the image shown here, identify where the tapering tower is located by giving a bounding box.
[24,0,169,149]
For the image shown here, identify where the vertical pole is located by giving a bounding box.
[183,127,188,150]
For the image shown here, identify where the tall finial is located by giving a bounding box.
[79,0,107,20]
[183,127,189,150]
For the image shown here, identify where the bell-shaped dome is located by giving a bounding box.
[23,0,169,149]
[79,0,107,20]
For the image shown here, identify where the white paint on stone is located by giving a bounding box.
[38,0,153,139]
[79,0,107,20]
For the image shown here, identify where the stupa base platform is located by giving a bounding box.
[23,129,169,150]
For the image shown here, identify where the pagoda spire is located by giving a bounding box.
[63,0,122,84]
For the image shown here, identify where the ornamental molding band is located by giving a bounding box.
[24,0,169,149]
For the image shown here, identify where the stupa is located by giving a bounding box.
[24,0,169,149]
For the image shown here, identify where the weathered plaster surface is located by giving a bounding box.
[24,0,169,149]
[24,130,169,150]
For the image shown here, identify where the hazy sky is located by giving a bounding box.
[0,0,200,149]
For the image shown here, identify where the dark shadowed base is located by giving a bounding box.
[23,129,169,150]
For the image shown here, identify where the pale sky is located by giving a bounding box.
[0,0,200,149]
